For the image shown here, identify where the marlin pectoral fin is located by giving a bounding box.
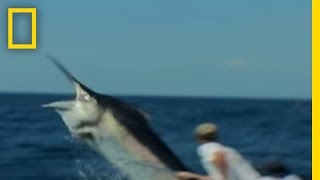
[42,101,73,111]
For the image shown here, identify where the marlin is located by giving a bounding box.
[43,56,188,180]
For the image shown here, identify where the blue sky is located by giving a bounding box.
[0,0,311,99]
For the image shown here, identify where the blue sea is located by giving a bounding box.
[0,93,311,180]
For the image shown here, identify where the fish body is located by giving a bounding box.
[43,56,187,179]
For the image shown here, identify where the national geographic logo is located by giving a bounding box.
[7,8,37,50]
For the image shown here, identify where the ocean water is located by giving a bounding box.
[0,93,311,180]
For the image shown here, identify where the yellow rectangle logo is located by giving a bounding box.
[8,8,37,49]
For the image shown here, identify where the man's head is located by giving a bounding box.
[194,123,218,143]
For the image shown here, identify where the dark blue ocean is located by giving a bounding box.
[0,93,311,180]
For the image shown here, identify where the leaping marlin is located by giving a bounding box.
[42,56,188,180]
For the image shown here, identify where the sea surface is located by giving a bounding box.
[0,93,311,180]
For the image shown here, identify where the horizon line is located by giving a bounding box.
[0,91,311,101]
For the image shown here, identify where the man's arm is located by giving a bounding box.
[175,171,211,180]
[212,150,228,180]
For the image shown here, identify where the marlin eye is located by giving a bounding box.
[81,94,91,101]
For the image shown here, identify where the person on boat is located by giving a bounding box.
[175,123,301,180]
